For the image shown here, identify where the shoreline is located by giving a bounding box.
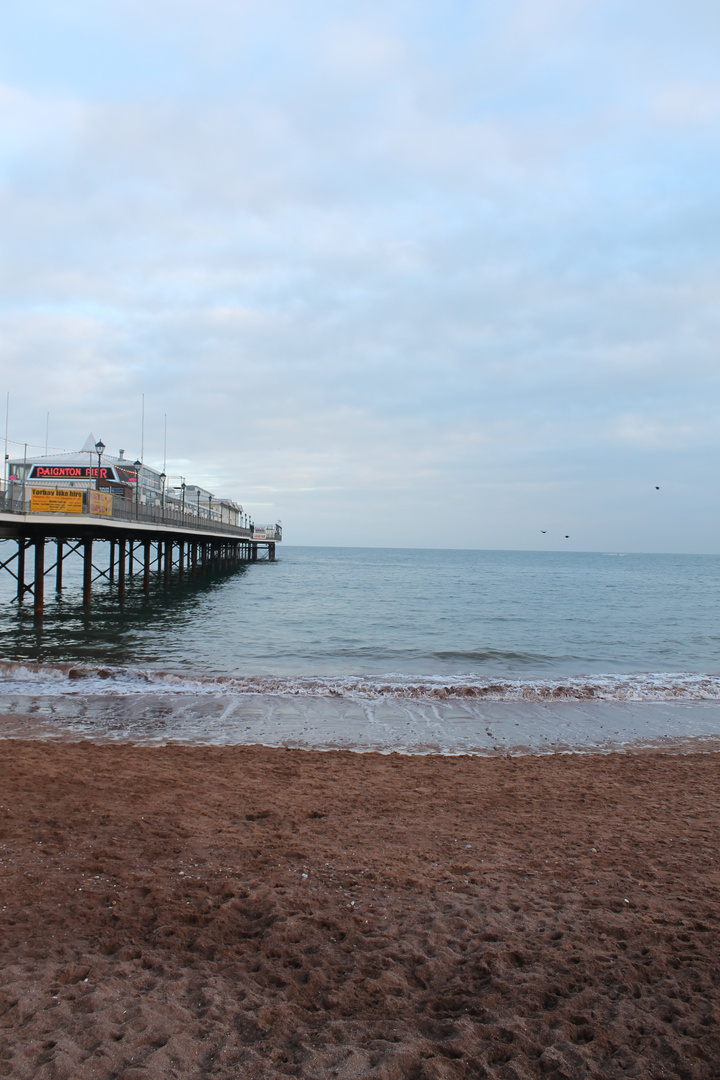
[3,694,720,756]
[1,738,719,1077]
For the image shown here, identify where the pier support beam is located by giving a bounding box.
[143,541,150,593]
[56,540,63,592]
[129,541,134,578]
[269,543,275,561]
[17,539,25,603]
[179,540,185,581]
[251,542,258,562]
[118,539,126,602]
[109,540,115,584]
[34,537,44,618]
[164,540,171,585]
[191,542,197,576]
[83,538,92,607]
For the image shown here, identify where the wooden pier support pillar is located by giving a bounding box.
[109,540,115,584]
[157,541,162,577]
[251,542,258,562]
[164,540,171,585]
[17,539,25,603]
[118,539,126,602]
[143,541,151,593]
[129,541,134,578]
[83,538,92,607]
[191,542,197,576]
[56,540,63,592]
[34,537,45,618]
[269,543,275,561]
[179,541,185,581]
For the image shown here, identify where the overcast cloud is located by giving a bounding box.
[1,0,719,549]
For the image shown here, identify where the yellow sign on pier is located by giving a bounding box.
[88,490,112,517]
[30,488,84,514]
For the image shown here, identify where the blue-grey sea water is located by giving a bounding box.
[1,546,720,752]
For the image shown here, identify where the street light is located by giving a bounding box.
[94,439,105,491]
[181,480,186,517]
[196,489,200,518]
[134,459,142,518]
[208,493,212,522]
[160,471,166,511]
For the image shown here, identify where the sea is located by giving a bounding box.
[1,545,720,755]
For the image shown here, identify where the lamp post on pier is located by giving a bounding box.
[160,471,166,511]
[94,439,105,491]
[134,459,142,519]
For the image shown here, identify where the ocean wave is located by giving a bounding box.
[1,659,720,702]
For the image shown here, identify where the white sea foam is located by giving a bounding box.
[1,659,720,702]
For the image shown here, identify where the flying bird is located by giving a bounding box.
[655,486,660,490]
[565,535,569,539]
[541,530,546,534]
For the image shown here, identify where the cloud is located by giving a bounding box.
[652,82,720,128]
[0,0,719,549]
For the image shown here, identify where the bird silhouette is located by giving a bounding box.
[655,486,660,490]
[564,535,569,539]
[541,530,546,534]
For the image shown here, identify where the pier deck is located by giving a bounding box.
[0,497,281,616]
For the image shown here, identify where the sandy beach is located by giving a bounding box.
[1,738,719,1079]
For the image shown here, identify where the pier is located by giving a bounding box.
[0,493,281,618]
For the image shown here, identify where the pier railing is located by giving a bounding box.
[0,489,281,541]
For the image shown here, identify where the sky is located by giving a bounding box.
[1,0,719,550]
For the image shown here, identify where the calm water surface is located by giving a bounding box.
[1,547,719,750]
[0,546,718,678]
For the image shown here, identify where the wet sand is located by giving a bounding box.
[1,739,719,1079]
[3,691,720,755]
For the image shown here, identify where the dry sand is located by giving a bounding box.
[1,738,719,1079]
